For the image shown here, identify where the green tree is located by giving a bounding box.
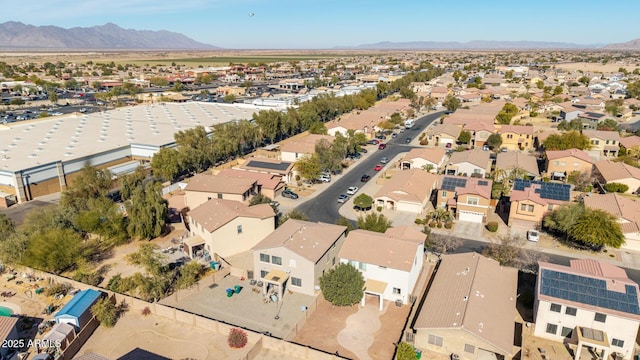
[22,228,84,274]
[295,154,321,182]
[174,126,213,173]
[357,213,392,233]
[308,121,328,135]
[482,234,540,272]
[125,243,166,275]
[543,131,591,150]
[443,94,461,112]
[91,297,118,328]
[61,165,114,211]
[151,148,182,182]
[125,181,168,240]
[544,203,586,235]
[176,261,204,289]
[278,210,309,226]
[396,342,417,360]
[319,263,365,306]
[495,103,519,125]
[48,91,58,104]
[223,94,236,103]
[0,214,14,239]
[604,182,629,193]
[119,167,147,201]
[457,130,471,144]
[557,119,583,131]
[597,118,621,132]
[486,133,503,150]
[568,209,624,249]
[353,193,373,209]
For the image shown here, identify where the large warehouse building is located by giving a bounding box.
[0,102,271,205]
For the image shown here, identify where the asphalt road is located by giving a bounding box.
[295,111,445,224]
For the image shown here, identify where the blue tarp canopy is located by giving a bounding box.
[55,289,102,328]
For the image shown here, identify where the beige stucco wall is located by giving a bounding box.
[185,190,247,209]
[509,199,548,226]
[456,193,490,217]
[547,157,592,177]
[502,132,534,150]
[190,215,275,258]
[415,327,513,360]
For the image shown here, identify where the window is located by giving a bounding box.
[561,327,573,337]
[441,190,447,198]
[237,225,243,234]
[291,277,302,287]
[428,334,443,347]
[289,259,297,268]
[349,260,357,267]
[464,344,475,354]
[259,253,270,263]
[260,270,268,278]
[272,256,282,265]
[565,307,577,316]
[592,140,599,145]
[550,303,561,312]
[473,168,481,174]
[594,313,607,323]
[467,197,479,205]
[507,134,513,139]
[520,203,527,211]
[560,161,566,166]
[393,287,401,295]
[359,262,367,271]
[217,193,223,199]
[548,204,554,211]
[606,140,610,145]
[546,323,558,335]
[573,162,579,167]
[554,161,559,166]
[528,205,534,212]
[612,338,624,347]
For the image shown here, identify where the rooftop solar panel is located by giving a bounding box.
[245,160,292,171]
[540,269,640,315]
[442,177,468,191]
[513,180,571,201]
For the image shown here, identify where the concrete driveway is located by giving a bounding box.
[453,220,484,239]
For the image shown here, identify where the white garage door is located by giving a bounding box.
[459,210,484,223]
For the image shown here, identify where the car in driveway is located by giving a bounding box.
[376,134,387,140]
[368,139,380,145]
[380,157,389,164]
[318,174,331,183]
[378,143,387,150]
[391,133,397,138]
[360,174,371,182]
[527,230,540,242]
[353,204,372,211]
[337,194,350,203]
[360,148,368,153]
[346,186,359,195]
[282,189,299,199]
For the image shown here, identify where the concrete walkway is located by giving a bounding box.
[337,301,388,360]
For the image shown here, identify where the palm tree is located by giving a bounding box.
[422,164,435,173]
[428,207,452,225]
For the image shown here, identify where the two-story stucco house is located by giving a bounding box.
[185,172,259,209]
[445,149,492,178]
[498,125,535,151]
[185,199,275,258]
[545,148,594,181]
[508,180,571,231]
[338,226,425,310]
[534,260,640,360]
[252,220,347,296]
[583,130,621,159]
[437,175,493,223]
[280,134,335,162]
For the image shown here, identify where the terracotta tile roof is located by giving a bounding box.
[448,148,491,169]
[593,160,640,182]
[217,168,284,191]
[455,177,493,199]
[374,169,439,203]
[338,228,424,272]
[582,130,621,142]
[414,253,518,356]
[584,193,640,233]
[280,134,334,155]
[498,124,534,135]
[426,123,461,138]
[495,152,540,177]
[0,316,17,342]
[252,219,347,263]
[545,148,593,164]
[463,120,495,132]
[185,173,256,194]
[188,199,274,233]
[402,147,447,165]
[620,135,640,149]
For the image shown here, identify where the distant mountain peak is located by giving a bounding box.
[604,38,640,50]
[0,21,219,50]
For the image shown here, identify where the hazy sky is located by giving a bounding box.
[2,0,639,49]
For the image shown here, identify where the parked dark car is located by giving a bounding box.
[360,174,371,182]
[376,134,387,140]
[282,189,299,199]
[353,204,372,212]
[378,143,387,150]
[360,148,368,153]
[368,139,380,145]
[405,137,411,144]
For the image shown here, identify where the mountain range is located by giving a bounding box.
[0,22,218,50]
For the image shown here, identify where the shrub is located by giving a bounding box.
[45,283,71,297]
[376,206,383,212]
[444,221,453,229]
[604,182,629,193]
[228,328,248,348]
[91,297,118,328]
[320,263,365,306]
[436,222,443,228]
[428,221,436,228]
[486,221,499,232]
[415,218,424,225]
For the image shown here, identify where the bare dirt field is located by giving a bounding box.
[553,62,640,73]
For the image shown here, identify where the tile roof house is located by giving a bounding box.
[412,253,518,359]
[437,175,493,223]
[498,125,535,151]
[236,157,295,184]
[252,220,347,296]
[0,317,19,359]
[495,152,540,180]
[593,160,640,195]
[374,169,439,214]
[326,109,385,137]
[445,149,492,178]
[584,193,640,251]
[338,226,426,309]
[425,123,461,148]
[463,120,496,147]
[534,260,640,360]
[185,172,259,209]
[400,147,447,173]
[217,168,285,200]
[583,130,621,159]
[620,135,640,157]
[280,134,335,162]
[545,148,594,181]
[186,199,275,258]
[508,180,572,230]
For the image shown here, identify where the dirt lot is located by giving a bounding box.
[293,294,411,360]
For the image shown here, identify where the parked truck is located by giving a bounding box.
[404,119,415,129]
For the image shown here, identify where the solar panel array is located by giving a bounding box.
[512,180,571,201]
[540,269,640,315]
[246,160,292,171]
[442,177,467,191]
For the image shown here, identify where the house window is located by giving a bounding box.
[565,307,577,316]
[289,259,297,268]
[441,190,447,198]
[217,193,223,199]
[237,225,243,234]
[272,256,282,265]
[259,253,270,263]
[595,313,607,323]
[359,262,367,271]
[393,287,401,295]
[291,277,302,287]
[561,327,573,338]
[592,140,599,145]
[554,161,559,166]
[560,161,566,166]
[612,338,624,347]
[349,260,357,267]
[507,134,513,139]
[606,140,610,145]
[546,323,558,335]
[573,162,579,167]
[464,344,475,354]
[550,303,561,312]
[428,334,443,347]
[260,270,268,278]
[467,197,479,205]
[520,203,527,211]
[548,204,553,211]
[528,205,534,212]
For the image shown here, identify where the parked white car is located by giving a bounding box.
[527,230,539,242]
[346,186,359,195]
